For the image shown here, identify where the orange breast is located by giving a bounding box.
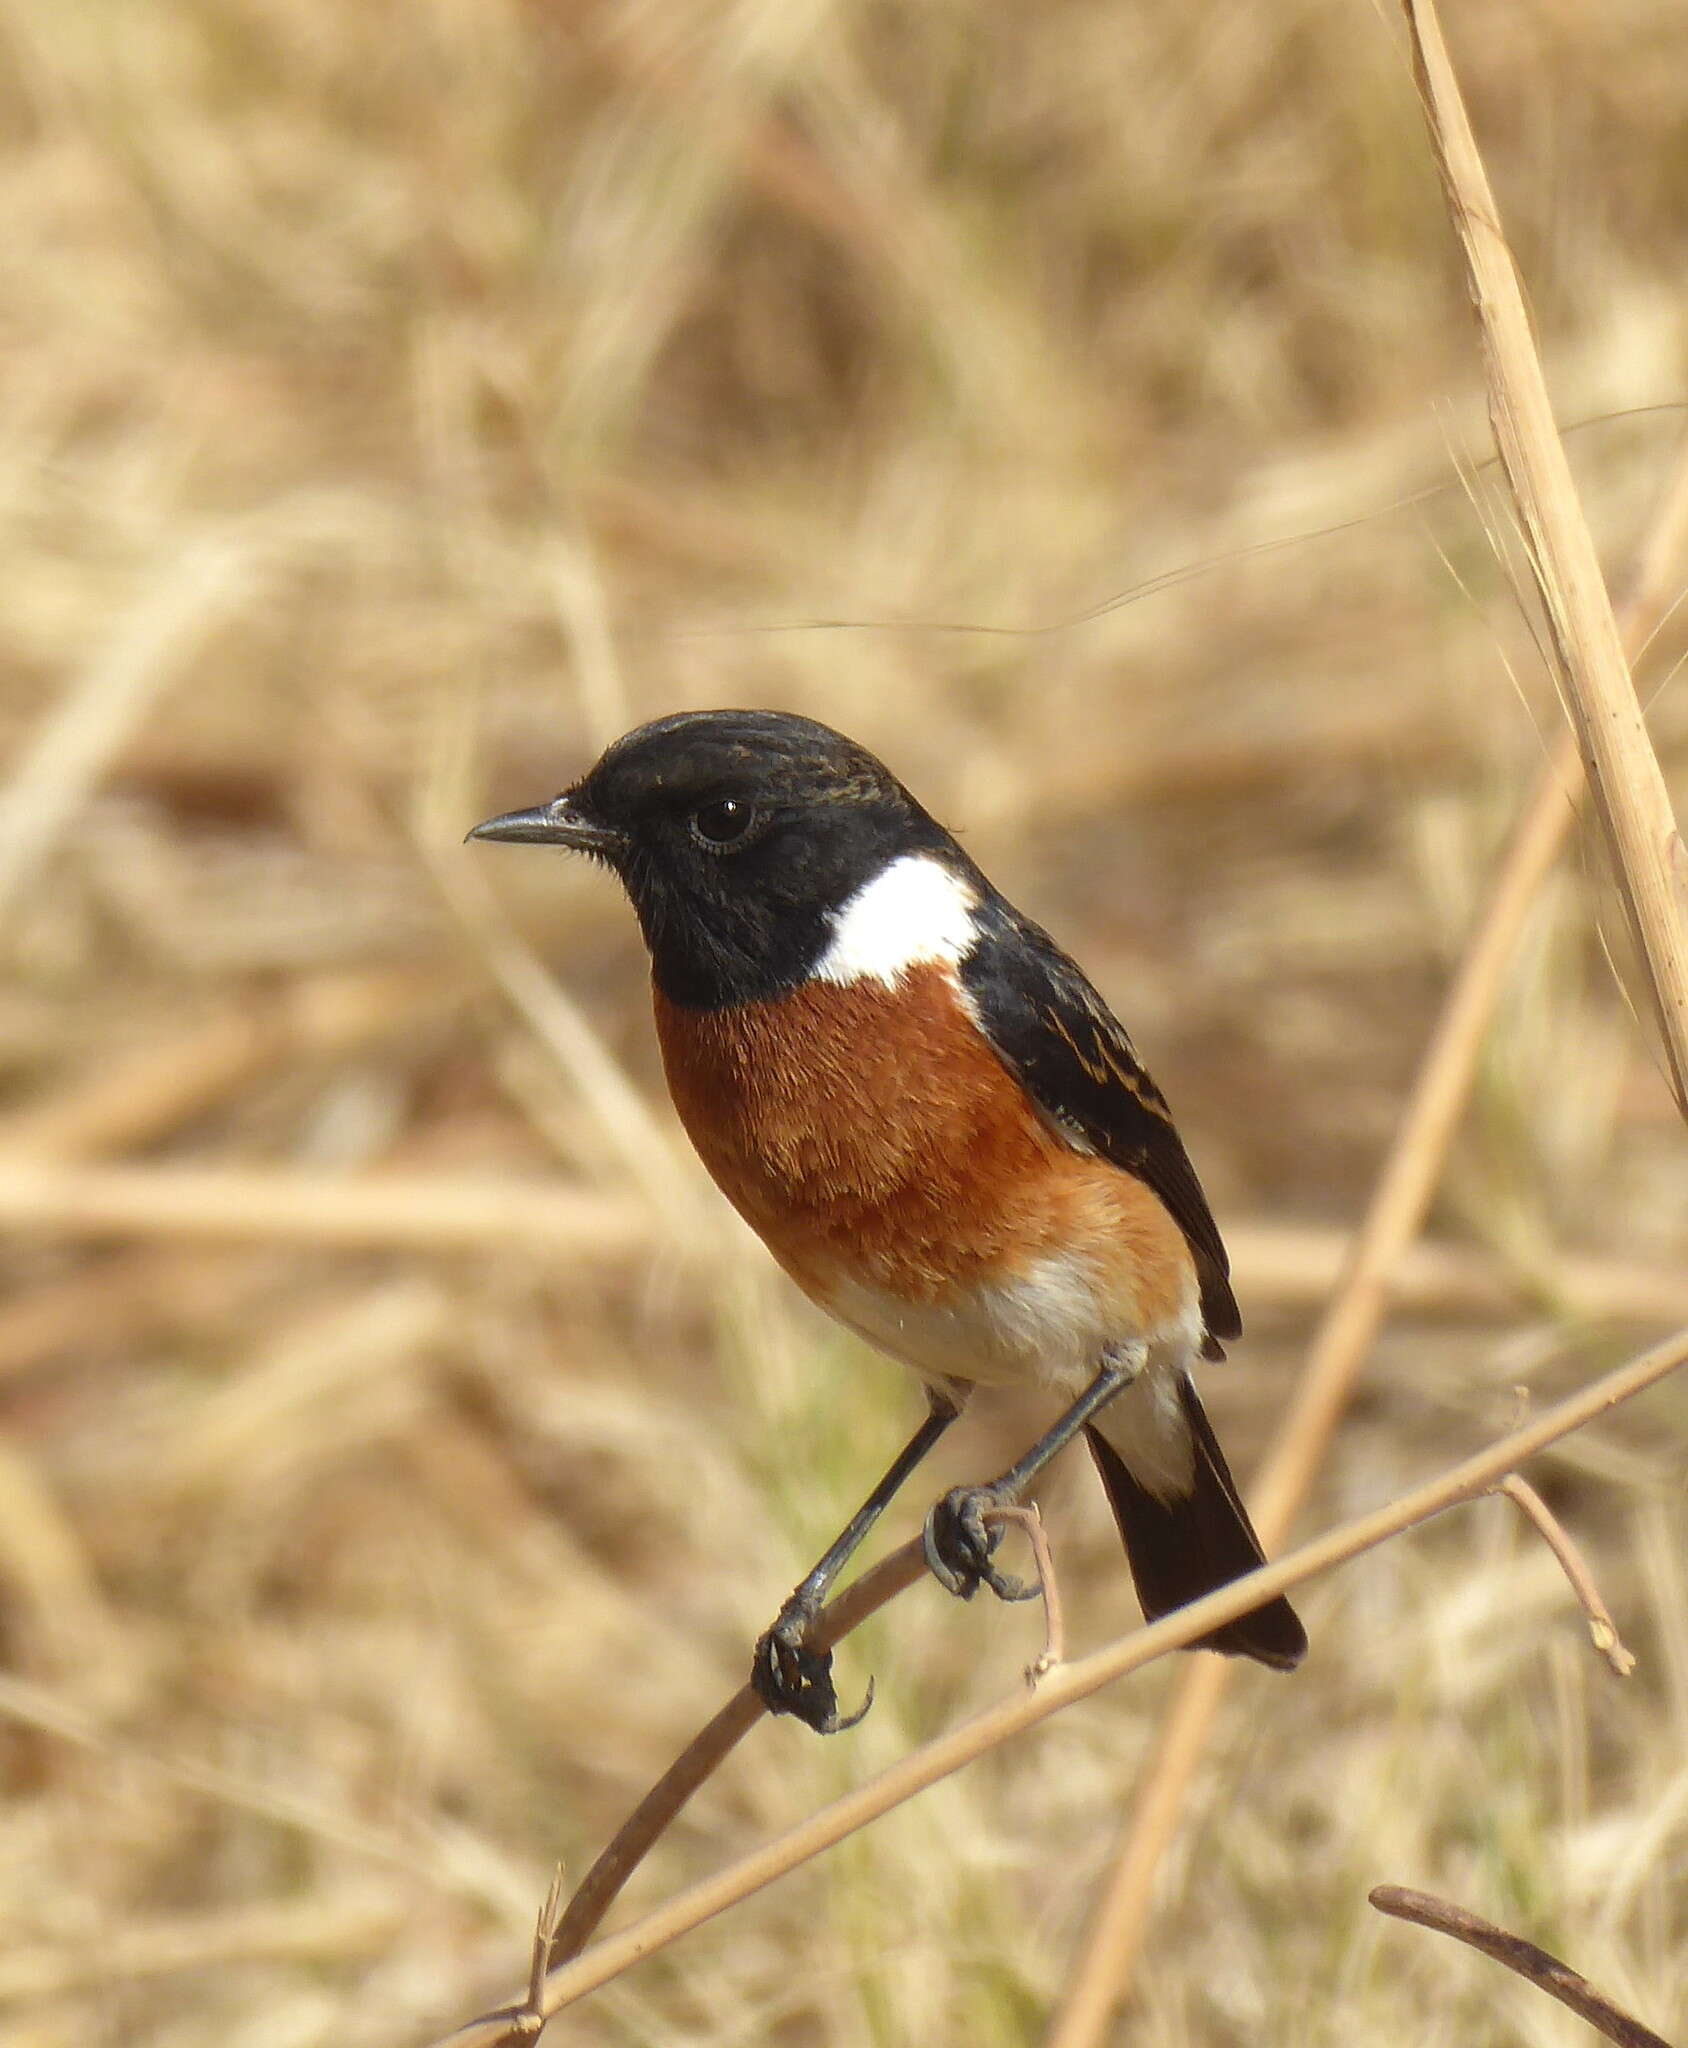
[652,967,1192,1334]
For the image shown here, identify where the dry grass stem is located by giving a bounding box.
[1369,1886,1673,2048]
[1496,1475,1636,1676]
[0,1431,114,1673]
[498,1869,571,2040]
[542,1544,929,1973]
[1407,0,1688,1111]
[988,1504,1066,1681]
[446,1523,1047,2040]
[1045,435,1688,2045]
[426,1324,1688,2041]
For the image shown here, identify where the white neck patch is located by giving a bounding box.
[813,854,978,987]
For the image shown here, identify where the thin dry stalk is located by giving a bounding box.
[423,1323,1688,2045]
[1406,0,1688,1111]
[526,1544,928,1991]
[494,1870,571,2042]
[1044,747,1571,2048]
[539,1504,1051,1978]
[990,1504,1066,1680]
[1369,1885,1673,2048]
[422,1497,1062,2036]
[1497,1474,1635,1676]
[1042,431,1688,2048]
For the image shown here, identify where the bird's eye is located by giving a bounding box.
[691,797,756,848]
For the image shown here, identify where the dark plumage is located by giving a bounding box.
[471,709,1304,1710]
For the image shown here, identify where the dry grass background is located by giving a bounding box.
[0,2,1686,2043]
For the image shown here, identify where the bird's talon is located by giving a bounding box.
[751,1607,873,1735]
[924,1485,1040,1605]
[990,1564,1040,1602]
[829,1672,876,1733]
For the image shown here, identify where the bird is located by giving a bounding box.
[469,709,1305,1732]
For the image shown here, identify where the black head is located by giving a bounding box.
[467,710,962,1007]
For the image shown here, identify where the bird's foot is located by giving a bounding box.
[751,1598,874,1735]
[923,1486,1043,1603]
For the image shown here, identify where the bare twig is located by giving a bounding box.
[422,1324,1688,2045]
[1043,434,1688,2048]
[1406,0,1688,1113]
[487,1870,572,2040]
[538,1542,928,1976]
[989,1505,1066,1681]
[1369,1885,1673,2048]
[462,1503,1044,2037]
[1496,1474,1636,1676]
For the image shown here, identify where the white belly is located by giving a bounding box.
[815,1254,1204,1498]
[820,1252,1111,1393]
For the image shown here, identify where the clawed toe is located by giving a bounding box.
[751,1604,874,1735]
[923,1487,1038,1603]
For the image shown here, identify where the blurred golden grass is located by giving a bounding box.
[0,2,1685,2044]
[439,1329,1688,2043]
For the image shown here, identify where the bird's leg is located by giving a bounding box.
[925,1344,1145,1602]
[754,1390,960,1734]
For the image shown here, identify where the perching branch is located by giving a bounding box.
[542,1538,927,1973]
[422,1323,1688,2046]
[1369,1885,1673,2048]
[523,1500,1059,2003]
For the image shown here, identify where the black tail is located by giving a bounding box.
[1085,1376,1306,1671]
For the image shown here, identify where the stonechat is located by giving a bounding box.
[471,710,1305,1731]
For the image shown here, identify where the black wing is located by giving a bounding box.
[961,894,1240,1350]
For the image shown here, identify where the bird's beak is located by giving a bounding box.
[465,796,623,856]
